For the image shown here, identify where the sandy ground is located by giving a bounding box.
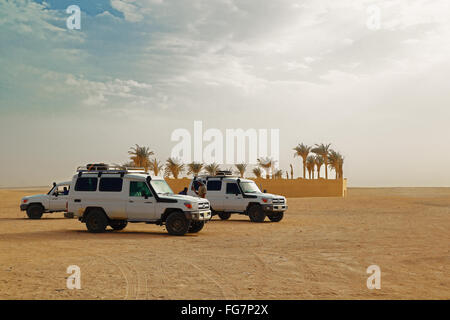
[0,187,448,300]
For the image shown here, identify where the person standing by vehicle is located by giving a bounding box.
[197,181,207,198]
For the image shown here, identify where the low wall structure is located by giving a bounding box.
[166,178,347,198]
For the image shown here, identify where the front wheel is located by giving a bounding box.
[26,204,44,219]
[188,220,205,233]
[248,205,266,223]
[218,212,231,220]
[110,220,128,231]
[268,212,284,222]
[166,212,190,236]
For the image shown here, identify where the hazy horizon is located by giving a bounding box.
[1,0,449,188]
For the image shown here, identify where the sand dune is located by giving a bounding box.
[0,188,448,299]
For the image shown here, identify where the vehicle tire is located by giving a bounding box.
[268,212,284,222]
[64,212,74,219]
[26,204,44,219]
[110,220,128,231]
[218,212,231,220]
[188,220,205,233]
[85,209,108,233]
[166,211,190,236]
[248,205,266,223]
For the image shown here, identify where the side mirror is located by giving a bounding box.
[53,192,58,197]
[235,192,239,196]
[144,194,148,199]
[263,189,267,193]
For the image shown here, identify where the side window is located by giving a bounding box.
[207,180,222,191]
[129,181,153,197]
[99,178,123,192]
[226,183,240,195]
[55,185,70,195]
[75,177,98,192]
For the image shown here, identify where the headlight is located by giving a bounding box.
[22,199,28,203]
[262,198,270,203]
[184,202,192,209]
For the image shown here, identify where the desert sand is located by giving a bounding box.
[0,187,448,299]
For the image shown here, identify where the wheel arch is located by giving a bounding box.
[161,208,184,222]
[245,202,261,213]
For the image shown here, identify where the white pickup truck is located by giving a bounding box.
[67,164,211,236]
[188,172,287,222]
[20,181,71,219]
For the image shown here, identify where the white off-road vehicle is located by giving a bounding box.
[20,181,71,219]
[188,171,287,222]
[67,164,211,236]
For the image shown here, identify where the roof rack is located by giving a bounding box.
[216,170,233,176]
[76,163,147,177]
[195,170,239,180]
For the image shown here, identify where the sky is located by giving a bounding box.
[0,0,449,187]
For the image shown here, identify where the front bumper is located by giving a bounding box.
[262,204,287,212]
[186,210,212,221]
[20,204,28,211]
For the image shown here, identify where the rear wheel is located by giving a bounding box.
[110,220,128,231]
[218,212,231,220]
[248,205,266,223]
[26,204,44,219]
[85,209,108,233]
[188,220,205,233]
[268,212,284,222]
[166,211,190,236]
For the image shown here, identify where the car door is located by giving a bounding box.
[224,182,245,212]
[205,180,223,211]
[126,180,156,221]
[49,185,69,211]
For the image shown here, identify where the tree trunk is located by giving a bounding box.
[302,159,306,179]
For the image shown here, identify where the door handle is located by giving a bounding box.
[145,202,153,204]
[74,199,81,203]
[129,200,134,203]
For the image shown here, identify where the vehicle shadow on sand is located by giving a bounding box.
[0,217,68,221]
[210,218,273,224]
[0,228,203,240]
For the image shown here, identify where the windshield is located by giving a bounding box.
[150,180,174,195]
[239,181,261,193]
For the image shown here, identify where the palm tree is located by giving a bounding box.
[252,167,262,178]
[128,144,154,171]
[257,157,273,179]
[204,163,220,176]
[314,155,324,179]
[338,156,344,179]
[311,143,331,179]
[273,169,283,179]
[187,162,204,177]
[149,158,163,176]
[293,143,311,179]
[235,163,247,178]
[164,158,184,179]
[328,150,344,179]
[306,155,316,179]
